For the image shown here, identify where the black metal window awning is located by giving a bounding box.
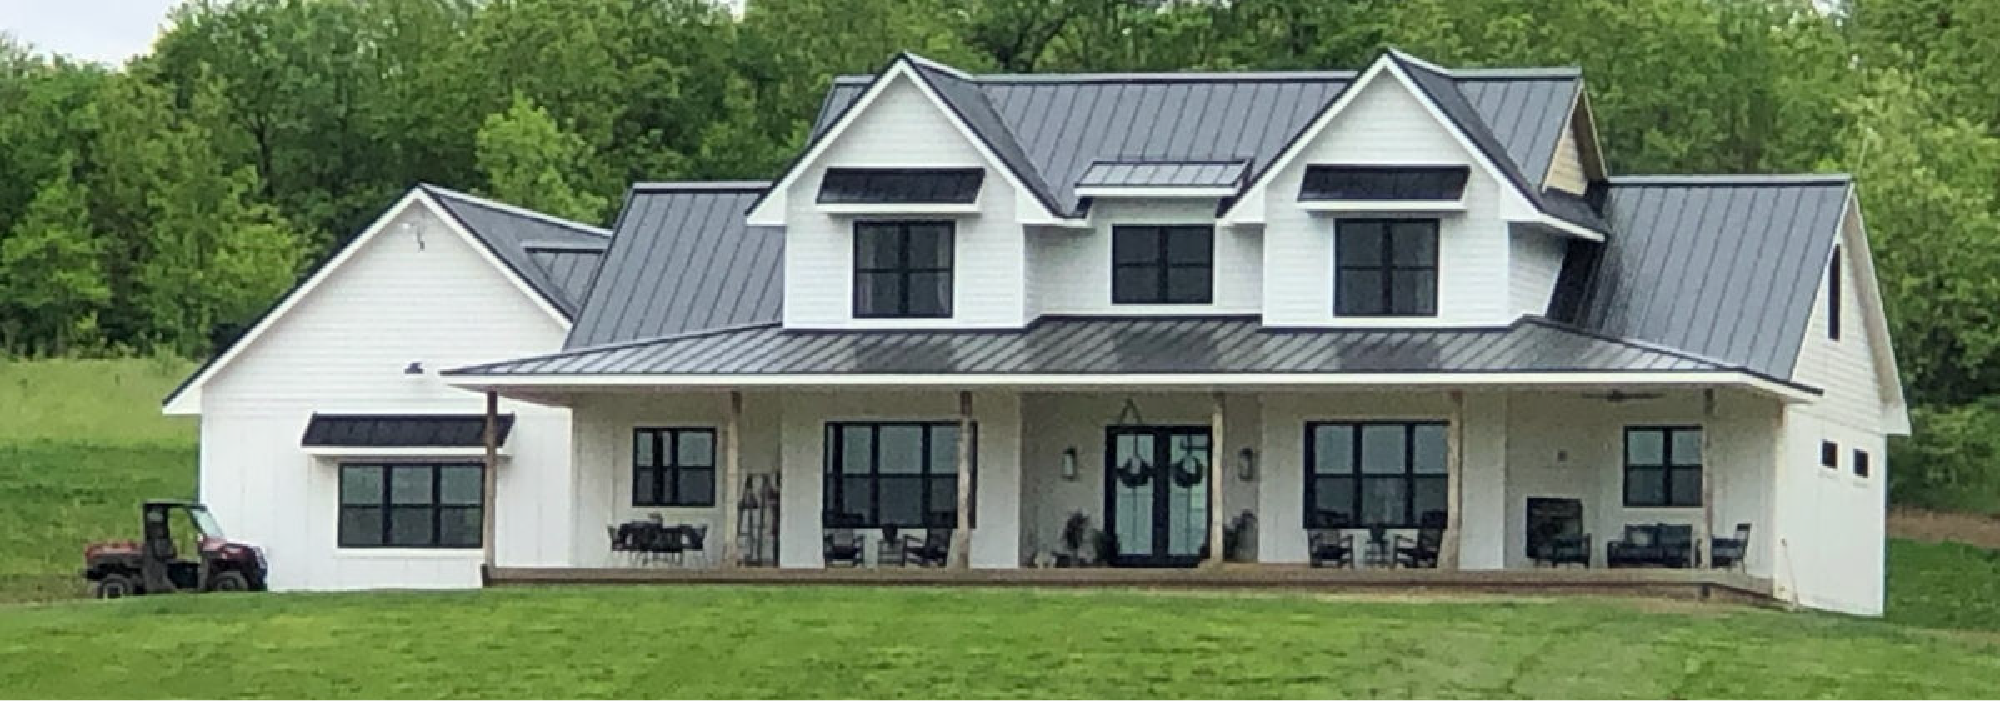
[1300,165,1471,201]
[817,168,984,205]
[301,414,515,448]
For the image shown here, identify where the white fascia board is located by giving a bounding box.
[1074,186,1238,199]
[161,189,573,416]
[1299,200,1467,214]
[303,446,510,458]
[744,60,1065,227]
[817,202,982,216]
[446,370,1816,403]
[1515,214,1607,242]
[1838,189,1911,435]
[1224,55,1542,226]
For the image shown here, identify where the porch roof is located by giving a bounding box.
[443,316,1816,397]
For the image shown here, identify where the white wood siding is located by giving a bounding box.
[197,202,573,590]
[1508,226,1564,317]
[1775,204,1892,615]
[781,75,1028,329]
[1260,76,1518,327]
[1545,115,1589,195]
[1032,199,1262,315]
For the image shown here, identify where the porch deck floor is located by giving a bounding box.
[484,565,1774,602]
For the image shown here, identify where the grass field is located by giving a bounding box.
[2,359,2000,698]
[0,358,196,602]
[0,586,1997,698]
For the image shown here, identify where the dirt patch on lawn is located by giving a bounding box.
[1890,508,2000,550]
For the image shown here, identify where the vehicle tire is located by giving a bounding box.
[209,570,250,592]
[92,573,136,599]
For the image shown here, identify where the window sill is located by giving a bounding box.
[333,548,482,559]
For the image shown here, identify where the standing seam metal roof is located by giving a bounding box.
[452,316,1798,383]
[809,52,1586,222]
[564,183,781,349]
[1569,176,1853,379]
[419,184,611,317]
[1077,160,1250,188]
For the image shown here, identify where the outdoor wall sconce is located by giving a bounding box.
[1061,446,1079,481]
[1237,447,1257,482]
[403,361,424,375]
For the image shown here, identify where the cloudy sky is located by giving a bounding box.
[2,0,181,64]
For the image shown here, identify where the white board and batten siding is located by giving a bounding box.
[1258,74,1521,328]
[781,73,1028,329]
[1775,202,1894,615]
[1032,198,1263,315]
[1507,226,1565,317]
[196,201,574,590]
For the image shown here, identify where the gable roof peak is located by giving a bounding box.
[415,183,611,238]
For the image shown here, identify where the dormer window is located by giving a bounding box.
[854,221,953,318]
[1335,219,1438,317]
[1112,225,1213,304]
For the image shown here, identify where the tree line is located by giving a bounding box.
[0,0,1995,507]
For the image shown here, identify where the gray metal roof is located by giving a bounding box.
[1300,165,1469,201]
[420,184,611,317]
[449,315,1776,380]
[565,182,782,349]
[524,242,606,310]
[1077,160,1249,189]
[301,413,515,447]
[1569,175,1853,379]
[810,52,1588,223]
[818,168,983,204]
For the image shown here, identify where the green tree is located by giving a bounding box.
[475,94,609,223]
[0,158,109,354]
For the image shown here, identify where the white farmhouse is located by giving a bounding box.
[166,51,1907,615]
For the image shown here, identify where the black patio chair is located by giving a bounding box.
[1656,523,1694,568]
[823,528,865,567]
[903,528,951,567]
[1711,523,1752,569]
[1606,524,1662,568]
[1395,512,1445,569]
[1543,533,1592,568]
[1308,530,1354,568]
[680,524,710,567]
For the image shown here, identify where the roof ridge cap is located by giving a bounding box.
[1606,174,1853,186]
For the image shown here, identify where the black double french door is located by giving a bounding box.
[1104,426,1211,568]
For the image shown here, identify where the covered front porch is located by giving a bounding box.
[472,380,1791,588]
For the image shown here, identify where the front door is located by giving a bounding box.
[1105,426,1211,567]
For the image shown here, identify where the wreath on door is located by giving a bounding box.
[1112,453,1153,488]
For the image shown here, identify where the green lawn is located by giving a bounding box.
[0,358,195,602]
[0,587,1996,698]
[3,358,2000,697]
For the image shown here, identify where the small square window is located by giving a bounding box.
[1820,441,1839,469]
[1853,449,1870,478]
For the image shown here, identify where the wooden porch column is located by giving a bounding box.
[1207,391,1226,568]
[1440,390,1465,570]
[951,390,973,569]
[1698,388,1717,568]
[481,390,499,569]
[721,390,744,568]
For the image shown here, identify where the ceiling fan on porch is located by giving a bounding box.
[1581,389,1664,404]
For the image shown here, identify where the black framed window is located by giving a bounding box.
[1335,219,1438,316]
[1821,440,1839,470]
[1624,427,1702,507]
[823,422,974,528]
[633,428,716,507]
[1853,449,1870,478]
[338,463,483,548]
[1304,422,1447,529]
[1828,245,1842,340]
[1112,225,1213,304]
[854,221,953,318]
